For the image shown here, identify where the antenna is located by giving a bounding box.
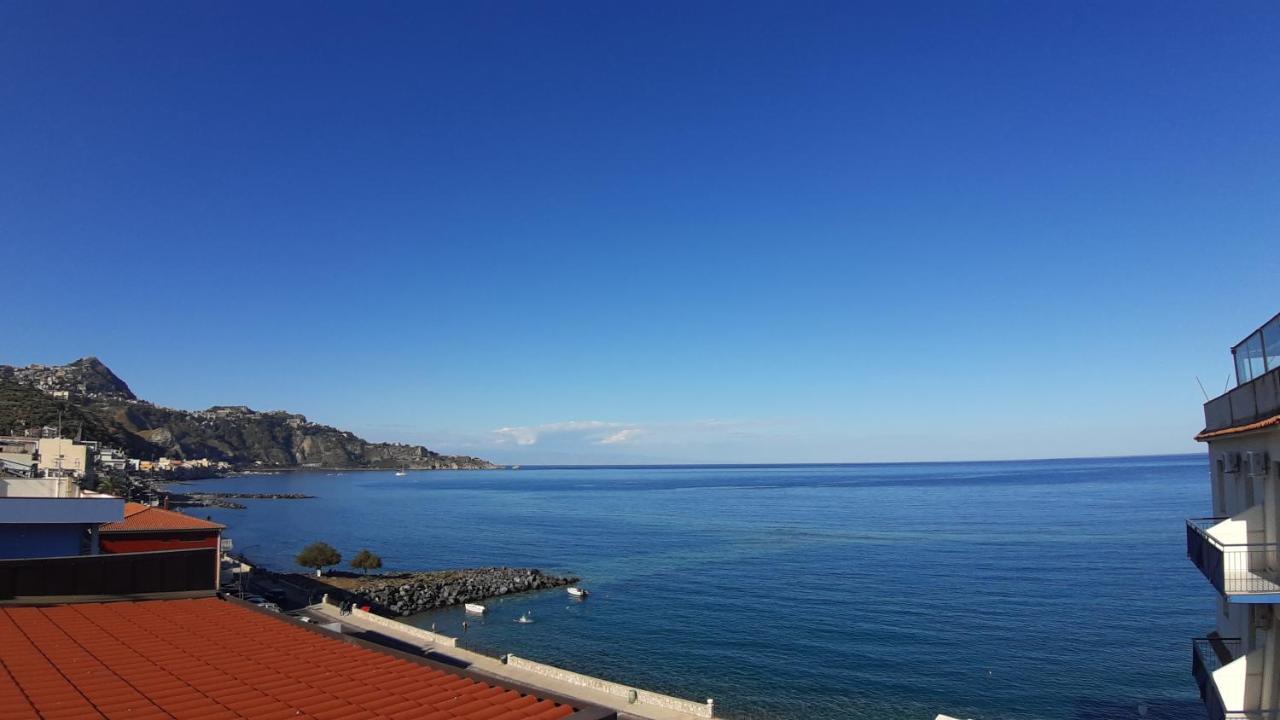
[1195,377,1209,401]
[1225,374,1232,393]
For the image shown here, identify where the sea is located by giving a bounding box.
[179,455,1210,720]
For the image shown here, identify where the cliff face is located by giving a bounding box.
[0,359,497,470]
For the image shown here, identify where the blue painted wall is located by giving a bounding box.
[0,523,85,559]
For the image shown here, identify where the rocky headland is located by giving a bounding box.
[0,357,498,470]
[315,568,578,617]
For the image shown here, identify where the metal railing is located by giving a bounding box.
[1190,638,1280,720]
[1187,518,1280,596]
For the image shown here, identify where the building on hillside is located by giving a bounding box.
[0,476,123,558]
[0,437,38,455]
[36,437,96,479]
[1188,310,1280,720]
[0,596,612,720]
[97,446,129,472]
[157,457,183,471]
[0,453,36,478]
[0,438,39,478]
[99,502,225,585]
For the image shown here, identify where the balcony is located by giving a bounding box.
[1203,366,1280,435]
[1203,312,1280,436]
[1192,637,1280,720]
[1187,515,1280,601]
[1193,637,1241,720]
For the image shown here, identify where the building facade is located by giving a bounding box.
[0,476,123,559]
[1189,311,1280,720]
[36,437,96,479]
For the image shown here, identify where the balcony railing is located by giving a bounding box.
[1193,636,1240,701]
[1187,518,1280,597]
[1192,636,1280,720]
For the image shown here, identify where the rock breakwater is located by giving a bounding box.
[336,567,578,617]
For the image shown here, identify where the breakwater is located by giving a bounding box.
[505,655,715,718]
[329,567,577,616]
[314,598,716,720]
[169,491,314,510]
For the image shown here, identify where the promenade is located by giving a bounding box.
[310,601,718,720]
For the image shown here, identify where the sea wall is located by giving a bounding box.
[505,654,714,718]
[351,567,577,616]
[321,597,457,647]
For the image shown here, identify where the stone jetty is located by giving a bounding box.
[168,491,314,510]
[330,567,578,616]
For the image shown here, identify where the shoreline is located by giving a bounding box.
[305,598,717,720]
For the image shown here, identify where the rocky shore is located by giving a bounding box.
[168,491,314,510]
[318,568,578,617]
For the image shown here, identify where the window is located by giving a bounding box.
[1263,316,1280,373]
[1236,331,1266,384]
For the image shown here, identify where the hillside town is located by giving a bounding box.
[0,425,233,482]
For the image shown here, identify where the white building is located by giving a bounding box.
[36,438,97,479]
[1189,310,1280,720]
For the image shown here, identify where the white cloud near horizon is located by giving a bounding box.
[598,427,644,444]
[488,418,772,450]
[492,420,628,446]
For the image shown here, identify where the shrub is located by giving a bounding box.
[350,549,383,575]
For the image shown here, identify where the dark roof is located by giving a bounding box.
[0,598,588,720]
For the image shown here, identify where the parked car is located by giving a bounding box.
[257,602,281,613]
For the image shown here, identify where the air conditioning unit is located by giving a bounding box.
[1255,605,1274,630]
[1222,452,1242,474]
[1246,452,1271,478]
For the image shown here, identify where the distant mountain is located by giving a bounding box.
[0,358,497,470]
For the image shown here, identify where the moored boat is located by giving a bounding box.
[464,603,486,614]
[567,587,587,598]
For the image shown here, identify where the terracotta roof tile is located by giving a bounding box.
[0,598,581,720]
[99,503,225,533]
[1196,413,1280,441]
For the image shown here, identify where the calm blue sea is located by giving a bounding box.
[180,455,1210,720]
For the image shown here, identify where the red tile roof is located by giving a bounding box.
[99,502,225,533]
[0,598,585,720]
[1195,413,1280,442]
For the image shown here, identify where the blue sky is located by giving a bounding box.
[2,2,1277,464]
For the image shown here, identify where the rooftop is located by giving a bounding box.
[0,476,116,499]
[100,502,225,534]
[0,597,602,720]
[1199,310,1280,439]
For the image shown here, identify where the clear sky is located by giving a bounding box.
[2,2,1277,464]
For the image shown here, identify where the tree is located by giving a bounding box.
[295,542,342,576]
[350,549,383,575]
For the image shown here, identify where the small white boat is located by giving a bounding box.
[567,587,588,599]
[515,612,534,624]
[394,467,407,476]
[464,603,486,614]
